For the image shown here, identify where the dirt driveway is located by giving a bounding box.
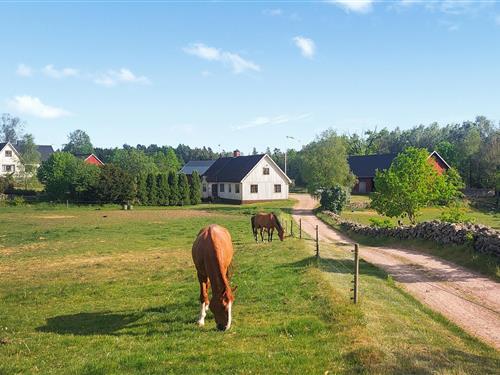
[291,193,500,349]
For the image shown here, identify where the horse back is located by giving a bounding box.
[192,224,233,276]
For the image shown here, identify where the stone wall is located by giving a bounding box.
[323,211,500,257]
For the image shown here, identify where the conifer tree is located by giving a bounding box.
[136,173,148,205]
[168,171,179,206]
[190,171,202,205]
[157,173,170,206]
[146,172,158,206]
[179,173,191,205]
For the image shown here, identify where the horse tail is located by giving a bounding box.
[251,215,256,234]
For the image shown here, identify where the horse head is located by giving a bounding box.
[273,213,285,241]
[210,286,236,331]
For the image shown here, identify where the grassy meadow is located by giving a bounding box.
[0,201,498,374]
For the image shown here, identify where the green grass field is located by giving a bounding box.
[0,202,498,374]
[344,195,500,229]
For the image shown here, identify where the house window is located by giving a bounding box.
[235,184,240,194]
[229,184,232,193]
[263,167,270,175]
[5,150,12,157]
[202,184,207,192]
[274,184,282,193]
[2,165,15,172]
[250,184,258,193]
[220,183,225,192]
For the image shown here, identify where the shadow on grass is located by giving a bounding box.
[36,302,202,336]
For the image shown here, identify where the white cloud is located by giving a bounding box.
[234,113,311,130]
[293,36,316,59]
[263,8,283,16]
[16,64,33,77]
[7,95,71,119]
[94,68,150,87]
[184,43,260,74]
[42,64,79,79]
[328,0,374,14]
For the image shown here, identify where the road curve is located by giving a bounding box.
[291,193,500,349]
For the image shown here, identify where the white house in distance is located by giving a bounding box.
[180,150,291,204]
[0,142,54,177]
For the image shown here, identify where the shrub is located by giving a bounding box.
[0,175,14,194]
[146,173,158,206]
[320,185,349,213]
[8,196,26,206]
[157,173,170,206]
[440,204,476,224]
[190,171,202,205]
[97,164,136,204]
[168,172,179,206]
[178,173,190,206]
[369,217,395,229]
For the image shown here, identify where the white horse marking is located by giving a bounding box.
[197,302,208,326]
[226,301,232,331]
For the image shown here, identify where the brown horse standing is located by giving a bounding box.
[192,224,235,331]
[251,212,284,242]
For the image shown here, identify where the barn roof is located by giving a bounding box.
[348,153,397,178]
[204,154,266,182]
[37,145,54,162]
[180,160,216,176]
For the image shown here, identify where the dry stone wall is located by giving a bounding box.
[323,211,500,257]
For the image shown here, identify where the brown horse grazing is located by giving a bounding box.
[251,212,284,242]
[192,224,235,331]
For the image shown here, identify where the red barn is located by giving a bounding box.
[348,150,450,194]
[75,153,105,166]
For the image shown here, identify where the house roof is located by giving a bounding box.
[348,153,398,178]
[0,142,7,152]
[37,145,54,162]
[180,160,216,176]
[204,154,267,182]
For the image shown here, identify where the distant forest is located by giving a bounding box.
[92,116,498,189]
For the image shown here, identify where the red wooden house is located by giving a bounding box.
[349,150,450,194]
[75,153,105,166]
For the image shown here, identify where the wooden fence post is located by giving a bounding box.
[299,218,302,239]
[315,225,319,258]
[352,243,359,304]
[290,219,293,237]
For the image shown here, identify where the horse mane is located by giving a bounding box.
[272,212,283,233]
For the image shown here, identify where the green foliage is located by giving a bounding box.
[440,204,476,224]
[37,152,100,201]
[97,164,136,203]
[319,185,349,213]
[167,172,179,206]
[190,171,202,205]
[62,129,94,155]
[7,196,26,206]
[1,113,24,143]
[111,149,158,178]
[433,167,465,205]
[135,173,148,205]
[18,133,41,175]
[371,147,462,224]
[146,173,158,205]
[301,129,355,194]
[178,173,190,206]
[0,175,14,194]
[153,149,181,173]
[369,217,395,229]
[156,173,170,206]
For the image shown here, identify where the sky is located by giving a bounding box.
[1,0,499,154]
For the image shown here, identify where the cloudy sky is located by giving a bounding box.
[1,1,499,153]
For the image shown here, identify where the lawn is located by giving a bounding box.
[344,195,500,229]
[0,202,498,374]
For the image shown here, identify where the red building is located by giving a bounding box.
[75,153,105,166]
[349,151,450,194]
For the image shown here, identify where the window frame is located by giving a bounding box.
[235,184,240,194]
[250,184,258,194]
[274,184,282,193]
[263,167,270,175]
[228,184,232,193]
[5,150,12,157]
[219,183,225,193]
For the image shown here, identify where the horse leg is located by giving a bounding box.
[259,228,264,242]
[270,227,274,242]
[268,227,271,242]
[197,272,210,326]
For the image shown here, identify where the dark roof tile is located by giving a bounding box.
[348,153,397,178]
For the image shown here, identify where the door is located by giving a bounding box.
[358,181,367,193]
[211,184,218,198]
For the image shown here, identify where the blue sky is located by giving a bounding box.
[1,1,499,154]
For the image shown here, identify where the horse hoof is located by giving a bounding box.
[197,320,205,327]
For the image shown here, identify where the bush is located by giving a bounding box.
[190,171,202,205]
[320,185,349,213]
[0,175,14,194]
[369,217,395,229]
[440,204,476,224]
[178,173,191,206]
[97,164,136,204]
[8,196,26,206]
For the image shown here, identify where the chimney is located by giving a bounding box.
[233,149,241,157]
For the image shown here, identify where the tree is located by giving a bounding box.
[111,149,158,177]
[0,175,14,194]
[190,171,202,205]
[63,130,94,155]
[17,133,41,189]
[178,173,190,205]
[37,152,99,201]
[157,173,170,206]
[301,129,355,194]
[370,147,461,224]
[135,173,148,205]
[168,171,179,206]
[97,164,136,203]
[1,114,24,143]
[320,185,349,213]
[153,149,181,173]
[146,173,158,205]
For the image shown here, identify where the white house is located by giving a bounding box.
[0,142,54,177]
[180,151,291,204]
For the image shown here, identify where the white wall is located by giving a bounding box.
[0,143,23,177]
[241,155,289,201]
